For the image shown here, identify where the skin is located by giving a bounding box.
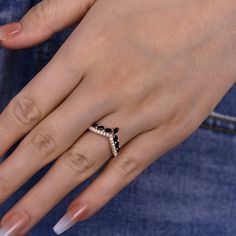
[0,0,235,234]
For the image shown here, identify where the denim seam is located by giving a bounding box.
[200,123,236,135]
[201,112,236,135]
[210,111,236,123]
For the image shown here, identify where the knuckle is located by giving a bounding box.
[62,150,94,176]
[115,156,139,178]
[10,96,41,127]
[31,1,49,20]
[30,128,57,156]
[169,110,198,135]
[30,0,57,29]
[156,110,199,145]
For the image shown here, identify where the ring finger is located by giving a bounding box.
[0,78,115,204]
[0,107,149,235]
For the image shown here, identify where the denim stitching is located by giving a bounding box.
[210,112,236,123]
[201,112,236,134]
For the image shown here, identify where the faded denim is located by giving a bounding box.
[0,1,236,236]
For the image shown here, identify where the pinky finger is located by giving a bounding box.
[53,122,190,235]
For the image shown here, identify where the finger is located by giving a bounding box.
[0,26,88,157]
[0,0,96,49]
[52,119,195,235]
[0,108,149,235]
[0,77,115,203]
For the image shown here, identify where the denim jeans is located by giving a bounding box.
[0,1,236,236]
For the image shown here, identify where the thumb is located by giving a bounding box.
[0,0,95,49]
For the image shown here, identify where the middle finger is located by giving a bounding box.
[0,105,151,235]
[0,79,114,203]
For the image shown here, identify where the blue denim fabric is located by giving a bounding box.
[0,1,236,236]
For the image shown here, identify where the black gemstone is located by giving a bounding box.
[115,142,120,149]
[105,128,112,133]
[113,135,118,142]
[97,125,105,130]
[92,123,98,127]
[113,127,119,134]
[117,147,120,152]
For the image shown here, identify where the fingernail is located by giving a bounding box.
[53,204,89,235]
[0,22,21,41]
[0,211,30,236]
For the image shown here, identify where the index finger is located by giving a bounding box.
[0,36,85,156]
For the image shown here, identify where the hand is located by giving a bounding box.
[0,0,235,235]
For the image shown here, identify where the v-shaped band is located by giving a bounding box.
[88,123,120,157]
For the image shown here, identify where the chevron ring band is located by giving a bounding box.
[88,123,120,157]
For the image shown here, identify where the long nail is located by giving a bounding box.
[0,22,21,41]
[0,211,30,236]
[53,204,89,235]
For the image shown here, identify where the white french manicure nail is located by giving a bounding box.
[53,204,88,235]
[53,215,74,235]
[0,228,8,236]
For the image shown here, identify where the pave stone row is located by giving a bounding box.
[89,123,120,157]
